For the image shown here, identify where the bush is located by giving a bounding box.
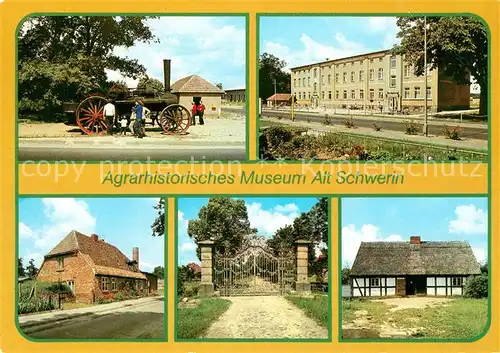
[373,123,382,131]
[464,275,488,298]
[342,118,356,128]
[404,120,420,135]
[184,286,199,298]
[443,125,464,140]
[264,125,295,149]
[114,293,124,301]
[18,297,55,314]
[323,114,332,125]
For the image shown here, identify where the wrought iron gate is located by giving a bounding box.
[214,236,296,296]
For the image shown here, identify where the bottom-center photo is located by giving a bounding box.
[175,196,331,341]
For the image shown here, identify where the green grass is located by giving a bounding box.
[286,294,329,328]
[342,298,488,339]
[177,298,231,339]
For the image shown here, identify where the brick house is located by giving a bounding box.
[36,230,152,303]
[171,75,224,117]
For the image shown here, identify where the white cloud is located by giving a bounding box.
[22,252,44,269]
[246,202,299,235]
[448,204,487,235]
[178,211,189,233]
[20,198,96,251]
[107,17,245,89]
[140,261,155,271]
[181,242,196,252]
[472,247,487,264]
[274,203,299,213]
[367,17,398,33]
[342,224,404,267]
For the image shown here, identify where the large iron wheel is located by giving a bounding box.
[76,96,109,135]
[159,104,191,135]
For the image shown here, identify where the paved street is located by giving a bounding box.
[21,297,165,339]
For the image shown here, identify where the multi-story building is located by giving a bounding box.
[291,50,470,113]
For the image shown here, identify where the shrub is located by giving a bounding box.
[464,275,488,298]
[184,286,199,298]
[342,118,356,128]
[443,125,464,140]
[306,117,312,123]
[18,297,55,314]
[373,123,382,131]
[323,114,332,125]
[264,125,294,149]
[114,293,124,301]
[404,120,420,135]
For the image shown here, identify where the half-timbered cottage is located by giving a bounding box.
[350,236,481,297]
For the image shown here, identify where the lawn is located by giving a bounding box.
[286,294,329,328]
[342,298,488,339]
[177,298,231,339]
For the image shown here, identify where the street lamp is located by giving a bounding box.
[423,16,428,136]
[273,78,277,109]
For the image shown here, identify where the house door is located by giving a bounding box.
[396,277,406,296]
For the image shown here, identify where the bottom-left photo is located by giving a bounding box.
[16,197,166,341]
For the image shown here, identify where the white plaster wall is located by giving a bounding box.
[437,277,446,286]
[452,287,462,296]
[387,288,396,296]
[437,287,447,295]
[427,288,435,295]
[427,277,435,286]
[386,278,395,286]
[371,288,381,296]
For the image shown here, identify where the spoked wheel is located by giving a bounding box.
[159,104,191,135]
[76,96,109,135]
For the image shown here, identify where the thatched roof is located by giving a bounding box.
[350,241,481,276]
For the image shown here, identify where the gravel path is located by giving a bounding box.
[203,296,328,339]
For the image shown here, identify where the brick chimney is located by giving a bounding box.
[133,247,139,271]
[90,234,99,242]
[410,236,421,244]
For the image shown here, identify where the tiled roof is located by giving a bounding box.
[171,75,223,94]
[187,262,201,273]
[46,230,146,280]
[267,93,292,101]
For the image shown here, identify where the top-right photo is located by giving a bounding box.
[258,15,488,162]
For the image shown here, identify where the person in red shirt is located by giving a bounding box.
[191,102,198,125]
[196,100,206,125]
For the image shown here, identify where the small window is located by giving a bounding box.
[370,278,380,287]
[369,69,374,81]
[328,91,332,100]
[303,78,306,86]
[404,87,410,98]
[351,90,355,99]
[378,68,383,80]
[359,70,364,82]
[370,58,374,63]
[111,277,117,291]
[308,92,311,99]
[451,277,463,286]
[335,73,339,83]
[404,65,410,77]
[321,75,324,83]
[314,69,317,78]
[390,55,396,68]
[359,89,364,99]
[390,76,396,88]
[57,257,64,270]
[369,89,375,100]
[379,57,383,62]
[335,90,339,99]
[414,87,421,99]
[67,280,75,292]
[327,74,331,84]
[314,83,317,92]
[426,87,432,99]
[343,72,347,83]
[378,89,384,99]
[101,277,109,291]
[308,77,310,86]
[322,91,325,99]
[298,92,301,100]
[343,90,347,99]
[351,71,355,83]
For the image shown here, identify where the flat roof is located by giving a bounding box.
[290,49,391,71]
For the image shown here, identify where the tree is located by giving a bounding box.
[136,77,164,95]
[464,274,488,298]
[26,259,38,277]
[153,266,165,278]
[480,262,488,275]
[341,267,351,285]
[18,16,158,116]
[151,198,166,237]
[215,82,223,90]
[394,16,488,115]
[187,197,257,259]
[18,257,26,277]
[259,53,291,101]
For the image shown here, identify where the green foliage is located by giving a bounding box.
[443,125,464,140]
[480,262,488,275]
[341,267,351,285]
[177,298,231,339]
[323,114,332,125]
[394,16,488,115]
[188,197,257,258]
[404,120,420,135]
[342,118,356,128]
[18,16,158,118]
[373,123,382,131]
[136,77,164,96]
[18,297,55,314]
[464,275,488,298]
[151,198,166,237]
[26,258,38,277]
[259,53,291,101]
[153,266,165,278]
[177,266,186,296]
[286,294,329,328]
[107,81,130,100]
[18,257,26,277]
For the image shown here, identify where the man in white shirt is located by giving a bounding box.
[103,101,116,135]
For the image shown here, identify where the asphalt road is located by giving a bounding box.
[18,144,246,161]
[28,298,165,339]
[223,106,488,141]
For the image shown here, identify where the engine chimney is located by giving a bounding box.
[133,247,139,271]
[163,59,171,92]
[91,234,98,242]
[410,236,421,244]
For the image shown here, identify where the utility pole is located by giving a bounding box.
[423,16,428,136]
[273,78,277,109]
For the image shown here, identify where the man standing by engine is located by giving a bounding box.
[133,100,145,138]
[103,100,116,135]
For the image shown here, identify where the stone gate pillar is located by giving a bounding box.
[295,239,311,294]
[198,240,215,297]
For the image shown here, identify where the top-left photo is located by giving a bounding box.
[17,15,248,162]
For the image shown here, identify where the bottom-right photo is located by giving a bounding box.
[340,197,489,341]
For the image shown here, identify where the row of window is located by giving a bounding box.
[295,56,386,76]
[295,87,432,100]
[294,64,416,88]
[100,277,145,292]
[368,277,463,287]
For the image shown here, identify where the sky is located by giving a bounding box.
[177,197,319,265]
[18,198,165,272]
[105,16,246,90]
[341,197,488,268]
[259,16,481,93]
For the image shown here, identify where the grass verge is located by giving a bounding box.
[177,298,231,339]
[286,294,329,328]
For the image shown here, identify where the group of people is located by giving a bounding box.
[191,101,206,126]
[103,100,150,138]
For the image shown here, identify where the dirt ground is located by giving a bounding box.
[203,296,329,339]
[371,297,451,311]
[19,115,245,143]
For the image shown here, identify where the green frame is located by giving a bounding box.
[15,13,250,163]
[256,13,491,164]
[14,195,168,342]
[337,194,491,343]
[173,195,333,342]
